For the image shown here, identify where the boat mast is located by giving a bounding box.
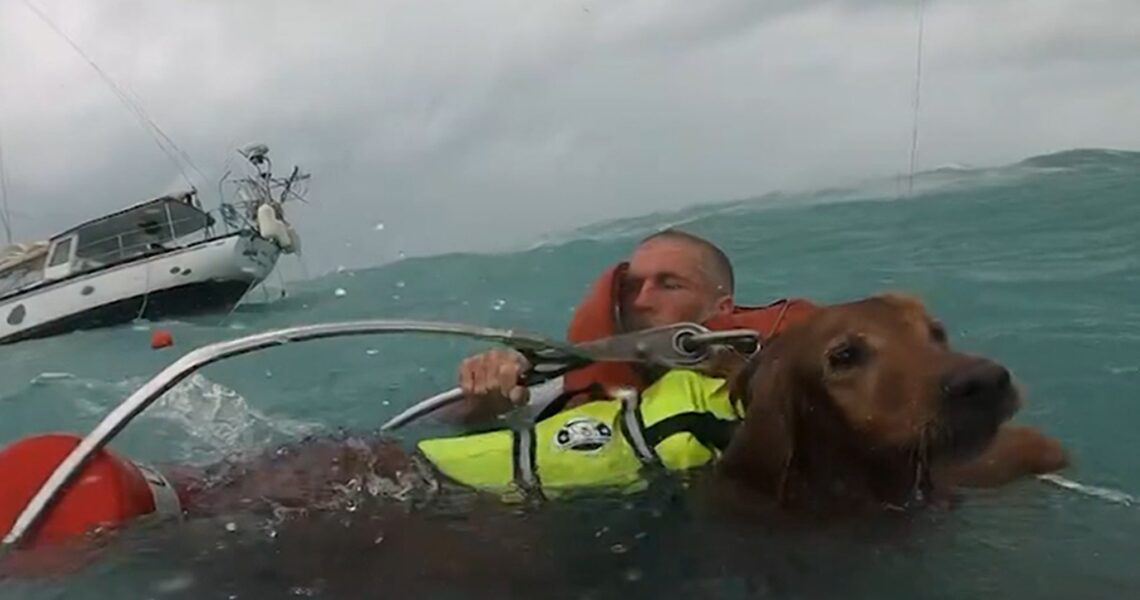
[0,124,12,245]
[905,0,926,198]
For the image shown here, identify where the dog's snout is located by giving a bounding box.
[941,359,1012,404]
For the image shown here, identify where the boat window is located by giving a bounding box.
[70,198,213,266]
[0,269,42,296]
[48,238,73,267]
[75,235,120,268]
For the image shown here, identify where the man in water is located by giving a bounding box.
[445,229,738,425]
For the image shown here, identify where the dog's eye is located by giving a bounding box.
[827,339,867,371]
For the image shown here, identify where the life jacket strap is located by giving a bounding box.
[615,387,660,467]
[510,424,545,501]
[643,412,740,452]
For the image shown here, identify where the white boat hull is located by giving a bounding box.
[0,232,279,344]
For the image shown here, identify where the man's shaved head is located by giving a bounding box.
[638,229,735,296]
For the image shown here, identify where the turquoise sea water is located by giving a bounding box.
[1,148,1138,598]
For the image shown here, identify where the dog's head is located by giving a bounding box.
[719,293,1020,508]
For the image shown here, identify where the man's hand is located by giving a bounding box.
[446,349,532,425]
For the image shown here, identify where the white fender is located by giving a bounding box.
[257,202,297,253]
[284,222,301,255]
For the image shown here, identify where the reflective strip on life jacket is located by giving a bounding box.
[416,369,741,501]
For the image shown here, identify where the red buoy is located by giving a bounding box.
[0,433,184,549]
[150,329,174,349]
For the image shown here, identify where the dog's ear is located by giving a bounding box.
[728,349,763,410]
[721,348,799,502]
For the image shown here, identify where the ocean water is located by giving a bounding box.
[1,148,1138,598]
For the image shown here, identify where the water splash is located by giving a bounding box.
[1038,474,1136,507]
[10,370,322,464]
[145,374,321,464]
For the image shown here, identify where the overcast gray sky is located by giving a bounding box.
[1,0,1138,272]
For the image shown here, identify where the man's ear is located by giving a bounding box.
[714,294,735,317]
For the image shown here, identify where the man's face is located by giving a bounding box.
[620,238,732,330]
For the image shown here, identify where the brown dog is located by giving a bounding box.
[711,292,1068,515]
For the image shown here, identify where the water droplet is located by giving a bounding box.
[610,543,628,554]
[336,265,347,273]
[624,568,643,582]
[392,294,401,300]
[225,522,237,532]
[374,533,385,545]
[395,280,405,288]
[366,349,379,355]
[334,288,347,297]
[374,222,385,231]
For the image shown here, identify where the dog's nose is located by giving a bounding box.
[941,359,1012,405]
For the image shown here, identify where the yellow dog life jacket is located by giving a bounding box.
[416,369,743,501]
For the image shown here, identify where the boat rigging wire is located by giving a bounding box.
[906,0,926,197]
[19,0,208,192]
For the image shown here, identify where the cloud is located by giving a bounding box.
[1,0,1137,272]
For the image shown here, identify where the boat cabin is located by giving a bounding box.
[0,192,214,296]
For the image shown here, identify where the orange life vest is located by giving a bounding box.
[561,262,818,396]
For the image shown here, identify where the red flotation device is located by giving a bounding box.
[562,261,819,395]
[0,433,186,552]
